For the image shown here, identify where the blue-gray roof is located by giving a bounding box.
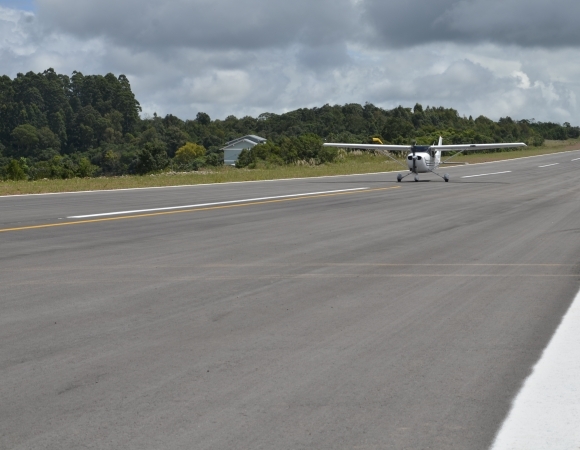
[224,135,266,146]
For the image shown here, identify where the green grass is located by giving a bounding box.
[2,139,579,196]
[441,139,580,164]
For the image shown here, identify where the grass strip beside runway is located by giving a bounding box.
[0,140,578,196]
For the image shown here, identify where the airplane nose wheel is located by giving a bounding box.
[397,174,402,182]
[414,176,419,182]
[444,174,449,182]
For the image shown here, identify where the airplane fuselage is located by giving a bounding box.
[406,146,441,173]
[407,152,431,173]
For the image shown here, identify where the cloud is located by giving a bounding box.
[36,0,357,51]
[296,43,351,70]
[1,2,580,125]
[0,6,108,80]
[0,6,38,54]
[363,57,578,123]
[363,0,580,48]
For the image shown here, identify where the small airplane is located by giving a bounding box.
[323,137,527,182]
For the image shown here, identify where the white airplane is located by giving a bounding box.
[323,137,527,182]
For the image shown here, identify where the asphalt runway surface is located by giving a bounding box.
[2,151,580,449]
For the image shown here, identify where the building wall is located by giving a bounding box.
[224,149,245,165]
[223,140,257,165]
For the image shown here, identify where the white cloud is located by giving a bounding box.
[513,71,531,89]
[0,6,37,55]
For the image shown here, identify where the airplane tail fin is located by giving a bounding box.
[434,136,442,165]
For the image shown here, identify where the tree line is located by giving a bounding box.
[1,69,578,180]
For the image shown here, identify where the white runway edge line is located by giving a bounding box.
[571,157,580,161]
[538,163,559,168]
[491,288,580,450]
[67,187,371,218]
[461,171,511,178]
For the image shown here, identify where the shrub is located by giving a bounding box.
[175,142,206,165]
[205,151,223,167]
[5,159,27,181]
[235,148,253,168]
[235,142,284,168]
[318,146,338,163]
[76,157,98,177]
[136,141,169,174]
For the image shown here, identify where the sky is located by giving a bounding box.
[1,0,579,124]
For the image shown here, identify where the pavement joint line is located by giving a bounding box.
[6,263,574,268]
[538,163,559,168]
[2,149,579,198]
[4,275,578,284]
[461,171,512,178]
[0,186,399,233]
[200,263,574,267]
[67,187,370,218]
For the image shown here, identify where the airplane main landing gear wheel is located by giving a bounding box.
[444,174,449,182]
[414,176,419,182]
[397,174,403,182]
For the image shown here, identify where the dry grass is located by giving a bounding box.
[1,139,579,196]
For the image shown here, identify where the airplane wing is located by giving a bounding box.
[435,142,527,152]
[323,142,527,152]
[323,143,412,151]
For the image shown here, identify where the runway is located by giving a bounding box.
[1,150,580,449]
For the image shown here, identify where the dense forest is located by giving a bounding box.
[1,69,579,179]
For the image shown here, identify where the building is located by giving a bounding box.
[222,135,267,165]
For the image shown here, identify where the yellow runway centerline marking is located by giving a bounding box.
[0,186,400,233]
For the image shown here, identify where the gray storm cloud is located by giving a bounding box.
[363,0,580,47]
[36,0,357,50]
[37,0,580,51]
